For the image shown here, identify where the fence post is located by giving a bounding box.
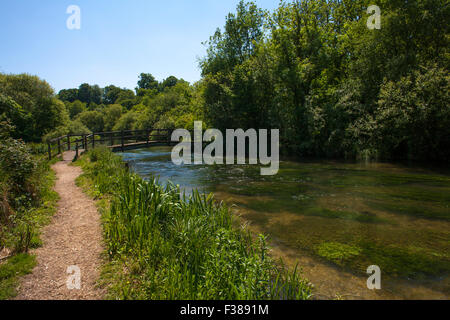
[92,133,95,149]
[110,132,114,146]
[58,138,61,155]
[84,135,88,151]
[121,131,125,152]
[67,135,71,151]
[75,142,79,159]
[48,142,52,160]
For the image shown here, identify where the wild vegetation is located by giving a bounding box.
[75,147,312,299]
[0,121,58,299]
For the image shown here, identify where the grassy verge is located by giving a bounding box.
[74,147,312,300]
[0,156,59,300]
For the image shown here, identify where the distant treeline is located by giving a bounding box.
[1,0,449,162]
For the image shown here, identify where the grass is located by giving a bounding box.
[0,156,59,300]
[75,147,313,300]
[0,254,36,300]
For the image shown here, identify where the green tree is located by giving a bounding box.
[104,104,124,131]
[0,73,69,141]
[76,110,105,132]
[66,100,87,119]
[116,89,137,110]
[373,65,450,161]
[0,121,35,189]
[0,93,30,140]
[103,85,123,105]
[58,88,79,103]
[136,73,159,95]
[113,112,139,131]
[78,83,102,105]
[159,76,178,91]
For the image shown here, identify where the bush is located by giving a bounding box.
[0,137,35,189]
[0,121,58,256]
[42,120,92,143]
[0,94,29,140]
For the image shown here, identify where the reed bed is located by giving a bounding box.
[78,147,312,300]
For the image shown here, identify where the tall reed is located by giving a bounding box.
[79,147,312,300]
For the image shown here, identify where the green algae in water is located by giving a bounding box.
[366,199,450,221]
[356,242,450,279]
[237,198,389,223]
[316,242,362,264]
[121,148,450,291]
[304,207,389,223]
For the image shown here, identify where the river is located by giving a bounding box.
[120,146,450,300]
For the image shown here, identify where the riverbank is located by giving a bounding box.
[119,146,450,300]
[74,147,312,299]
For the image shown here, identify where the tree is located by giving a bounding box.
[116,89,137,110]
[0,73,69,141]
[199,0,449,161]
[373,65,450,161]
[0,121,35,188]
[0,93,29,140]
[67,120,91,135]
[77,83,102,105]
[103,85,123,105]
[58,88,79,103]
[104,104,124,131]
[113,112,138,131]
[136,73,159,95]
[159,76,178,91]
[66,100,87,119]
[200,0,268,130]
[75,110,104,132]
[42,118,92,143]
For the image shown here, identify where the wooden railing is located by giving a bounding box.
[47,129,174,160]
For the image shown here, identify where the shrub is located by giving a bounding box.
[0,136,35,189]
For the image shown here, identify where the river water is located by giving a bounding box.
[120,146,450,300]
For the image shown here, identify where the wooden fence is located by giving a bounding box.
[47,129,174,160]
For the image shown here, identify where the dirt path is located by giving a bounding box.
[14,151,105,300]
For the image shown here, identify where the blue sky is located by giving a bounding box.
[0,0,280,92]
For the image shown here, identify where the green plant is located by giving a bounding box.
[316,242,362,265]
[76,148,312,300]
[0,253,36,300]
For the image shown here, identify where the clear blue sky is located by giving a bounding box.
[0,0,280,93]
